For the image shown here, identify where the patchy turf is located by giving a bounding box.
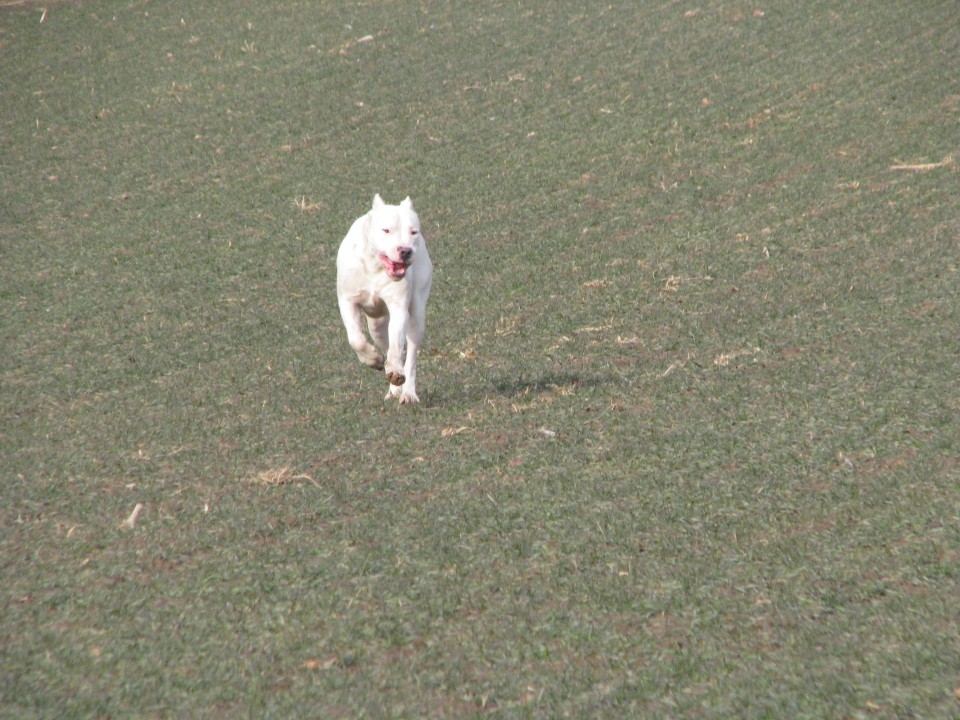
[2,0,959,717]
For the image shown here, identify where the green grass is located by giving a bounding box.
[2,0,959,717]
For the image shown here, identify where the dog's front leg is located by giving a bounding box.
[338,297,384,370]
[383,307,408,388]
[395,304,425,404]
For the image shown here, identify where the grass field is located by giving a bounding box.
[2,0,959,717]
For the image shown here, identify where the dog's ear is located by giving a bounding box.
[372,194,385,210]
[400,196,413,210]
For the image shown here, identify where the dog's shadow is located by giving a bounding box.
[413,368,620,407]
[490,371,608,397]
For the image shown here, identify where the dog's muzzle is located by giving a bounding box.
[379,252,411,280]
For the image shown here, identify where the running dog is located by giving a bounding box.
[336,195,433,404]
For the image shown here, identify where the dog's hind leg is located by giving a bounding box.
[338,298,384,370]
[366,313,391,358]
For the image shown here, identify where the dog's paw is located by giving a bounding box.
[399,390,420,404]
[385,385,419,404]
[360,349,384,370]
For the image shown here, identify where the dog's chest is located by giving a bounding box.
[352,288,389,318]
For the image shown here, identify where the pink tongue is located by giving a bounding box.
[381,256,407,278]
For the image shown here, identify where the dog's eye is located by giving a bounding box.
[410,229,418,236]
[382,228,391,234]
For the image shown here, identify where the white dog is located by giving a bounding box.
[336,194,433,404]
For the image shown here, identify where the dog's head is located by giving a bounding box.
[365,194,423,281]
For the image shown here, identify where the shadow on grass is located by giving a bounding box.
[490,371,611,397]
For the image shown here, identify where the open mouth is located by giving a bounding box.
[378,253,409,280]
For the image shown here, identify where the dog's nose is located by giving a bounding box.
[398,246,413,263]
